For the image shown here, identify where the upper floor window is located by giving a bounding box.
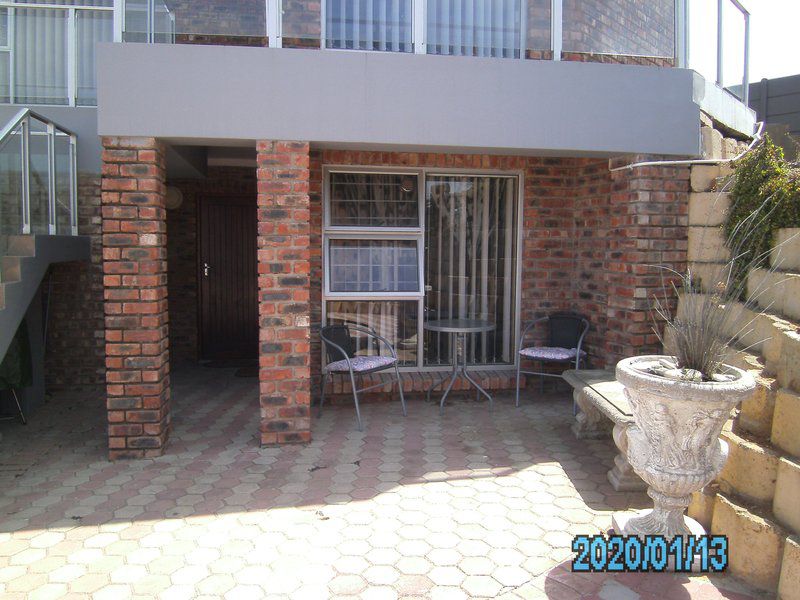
[426,0,523,59]
[325,0,413,53]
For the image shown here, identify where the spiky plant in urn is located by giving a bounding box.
[613,140,799,539]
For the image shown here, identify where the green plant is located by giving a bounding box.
[649,136,799,380]
[724,136,800,290]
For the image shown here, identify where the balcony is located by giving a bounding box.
[0,1,751,109]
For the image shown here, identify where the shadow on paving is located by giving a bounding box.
[0,364,649,535]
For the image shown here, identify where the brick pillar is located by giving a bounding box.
[256,141,312,445]
[101,137,170,459]
[605,157,689,366]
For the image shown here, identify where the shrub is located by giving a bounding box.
[724,136,800,289]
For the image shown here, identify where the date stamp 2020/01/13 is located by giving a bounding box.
[572,534,729,573]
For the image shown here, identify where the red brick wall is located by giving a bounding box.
[571,159,613,360]
[309,150,688,373]
[562,0,674,59]
[45,174,105,391]
[101,137,171,459]
[257,140,312,445]
[605,157,690,360]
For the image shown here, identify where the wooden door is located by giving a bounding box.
[198,195,258,360]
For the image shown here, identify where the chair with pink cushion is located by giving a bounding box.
[515,312,589,407]
[319,324,407,430]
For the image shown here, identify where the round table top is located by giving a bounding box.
[423,318,496,334]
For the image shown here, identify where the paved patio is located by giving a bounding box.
[0,366,764,599]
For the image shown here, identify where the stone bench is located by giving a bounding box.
[563,369,646,492]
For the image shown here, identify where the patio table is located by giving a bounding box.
[423,318,496,412]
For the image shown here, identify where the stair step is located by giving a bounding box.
[677,292,800,396]
[0,255,21,284]
[772,228,800,271]
[749,268,800,322]
[710,491,788,592]
[6,234,35,257]
[719,427,780,506]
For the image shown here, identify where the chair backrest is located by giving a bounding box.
[547,312,588,349]
[320,325,355,363]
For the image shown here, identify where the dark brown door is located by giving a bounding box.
[199,195,258,360]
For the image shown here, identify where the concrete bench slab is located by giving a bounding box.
[563,369,646,492]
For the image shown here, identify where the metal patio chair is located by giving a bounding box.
[319,324,407,431]
[515,312,589,407]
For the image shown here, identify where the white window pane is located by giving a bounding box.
[329,172,419,228]
[76,9,113,106]
[329,239,419,293]
[427,0,521,59]
[14,8,69,105]
[326,300,418,365]
[325,0,413,52]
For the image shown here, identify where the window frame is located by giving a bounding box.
[322,164,524,372]
[318,0,529,59]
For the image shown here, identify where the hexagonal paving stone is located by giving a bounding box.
[429,566,466,586]
[364,565,400,586]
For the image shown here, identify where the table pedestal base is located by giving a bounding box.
[426,332,494,412]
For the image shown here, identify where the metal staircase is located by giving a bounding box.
[0,109,90,363]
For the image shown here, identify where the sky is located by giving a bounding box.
[691,0,800,84]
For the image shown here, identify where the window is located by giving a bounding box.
[426,0,523,58]
[323,168,520,370]
[325,0,413,52]
[328,239,420,293]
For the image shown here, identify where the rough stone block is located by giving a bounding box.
[718,429,779,505]
[776,331,800,395]
[711,493,786,591]
[701,127,724,160]
[774,457,800,535]
[688,261,732,293]
[772,229,800,271]
[779,536,800,600]
[749,268,800,322]
[772,389,800,460]
[689,191,730,226]
[723,137,740,160]
[688,226,730,263]
[688,484,717,530]
[691,163,732,192]
[738,379,778,438]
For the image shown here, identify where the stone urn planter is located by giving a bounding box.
[612,355,756,538]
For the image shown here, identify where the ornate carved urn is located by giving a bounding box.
[612,355,756,538]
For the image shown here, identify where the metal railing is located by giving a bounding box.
[0,1,115,106]
[680,0,750,104]
[0,108,77,237]
[0,1,748,109]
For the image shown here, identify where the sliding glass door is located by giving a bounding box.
[424,175,518,365]
[323,168,519,370]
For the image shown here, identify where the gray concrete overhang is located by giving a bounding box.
[97,43,756,158]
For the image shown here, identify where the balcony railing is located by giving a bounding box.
[683,0,750,104]
[0,1,750,108]
[0,0,114,106]
[0,108,77,236]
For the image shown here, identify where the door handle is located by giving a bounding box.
[203,262,212,277]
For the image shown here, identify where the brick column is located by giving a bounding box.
[605,157,689,365]
[256,141,312,445]
[101,137,170,459]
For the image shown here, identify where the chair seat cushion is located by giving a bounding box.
[519,346,587,361]
[326,355,397,373]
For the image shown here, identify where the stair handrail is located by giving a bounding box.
[0,108,78,236]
